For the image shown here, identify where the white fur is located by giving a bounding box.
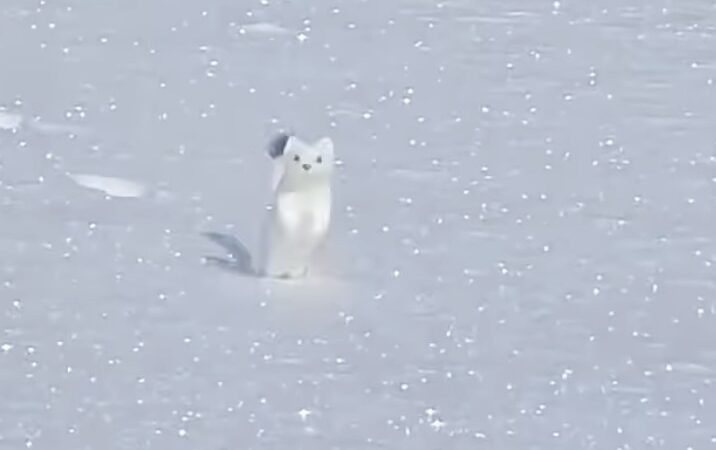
[258,136,334,278]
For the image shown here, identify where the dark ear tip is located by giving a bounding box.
[268,133,291,159]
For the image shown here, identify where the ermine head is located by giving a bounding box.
[269,133,334,191]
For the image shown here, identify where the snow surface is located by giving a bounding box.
[1,0,716,449]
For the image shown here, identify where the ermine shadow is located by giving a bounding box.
[202,232,255,277]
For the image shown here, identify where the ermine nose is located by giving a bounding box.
[302,163,312,171]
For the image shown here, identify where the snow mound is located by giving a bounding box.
[68,173,147,198]
[241,22,290,35]
[0,111,22,130]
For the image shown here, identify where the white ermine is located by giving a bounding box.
[257,133,335,278]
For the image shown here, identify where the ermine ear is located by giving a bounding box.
[267,133,293,159]
[314,137,334,157]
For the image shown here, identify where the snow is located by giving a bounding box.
[2,0,716,449]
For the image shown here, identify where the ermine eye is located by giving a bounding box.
[293,154,300,162]
[316,156,323,164]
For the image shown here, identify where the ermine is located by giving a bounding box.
[257,133,335,278]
